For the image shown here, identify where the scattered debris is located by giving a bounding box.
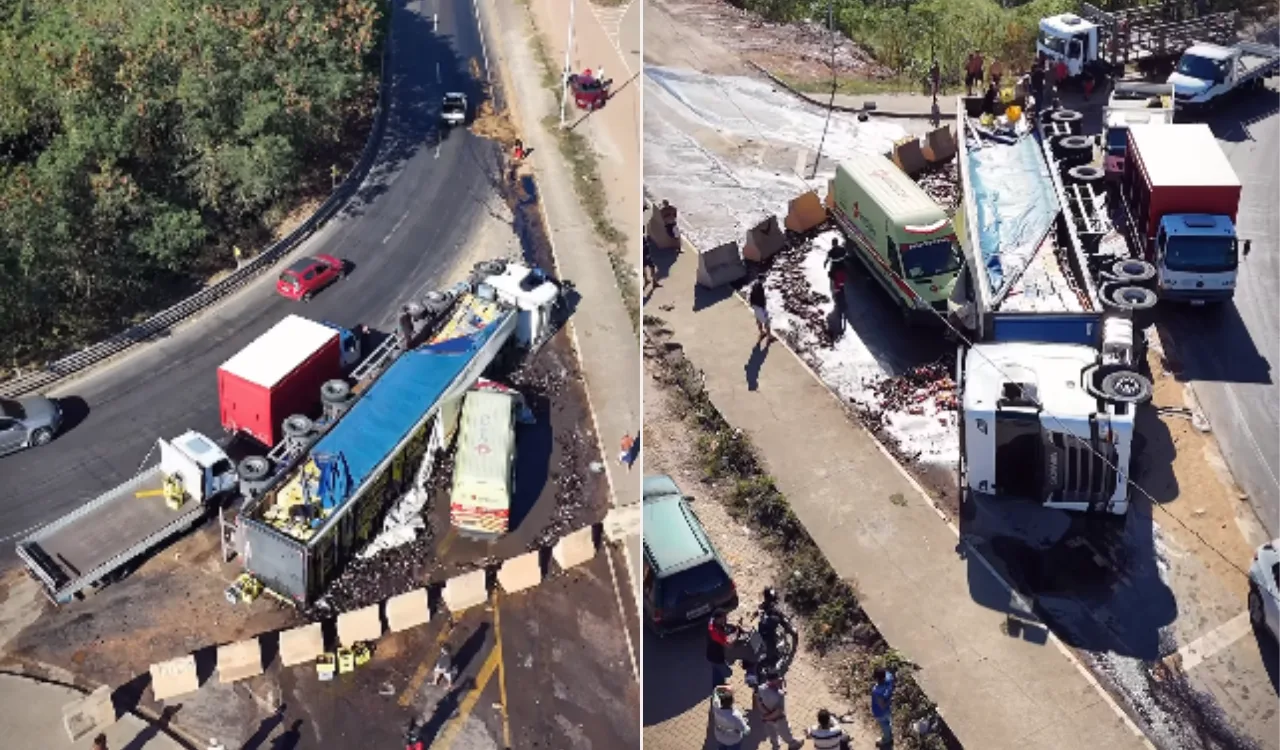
[914,161,960,215]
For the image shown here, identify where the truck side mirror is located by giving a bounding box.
[1243,240,1252,257]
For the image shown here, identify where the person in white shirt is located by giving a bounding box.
[806,708,850,750]
[755,671,805,749]
[711,686,751,750]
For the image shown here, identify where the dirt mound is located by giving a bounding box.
[470,100,519,145]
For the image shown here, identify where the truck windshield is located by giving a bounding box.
[1175,54,1222,82]
[1105,127,1129,155]
[902,238,961,280]
[1038,31,1067,55]
[1165,236,1237,273]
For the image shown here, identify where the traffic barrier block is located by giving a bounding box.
[150,655,200,701]
[923,125,956,163]
[603,504,640,542]
[279,623,325,667]
[784,190,826,234]
[552,526,596,570]
[443,569,488,613]
[62,685,115,742]
[696,241,746,289]
[217,639,264,683]
[386,588,431,632]
[742,215,786,263]
[892,136,927,176]
[497,551,542,594]
[337,604,383,646]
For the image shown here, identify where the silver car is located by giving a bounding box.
[0,396,63,456]
[1248,538,1280,640]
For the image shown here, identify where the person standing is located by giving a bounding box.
[1030,62,1046,118]
[707,612,738,687]
[92,735,109,750]
[965,51,984,95]
[989,58,1004,89]
[712,687,752,750]
[928,58,941,99]
[643,236,658,289]
[618,433,640,471]
[871,667,897,748]
[749,275,771,341]
[755,671,805,749]
[432,643,456,688]
[806,709,850,749]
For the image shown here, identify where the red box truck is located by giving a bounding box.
[217,315,346,447]
[1123,123,1242,259]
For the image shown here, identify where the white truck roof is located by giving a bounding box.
[219,315,337,388]
[1184,43,1233,60]
[1128,123,1239,188]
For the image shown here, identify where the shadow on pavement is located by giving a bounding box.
[1256,626,1280,694]
[1197,87,1280,143]
[1156,304,1273,385]
[642,626,712,727]
[240,706,287,750]
[835,257,951,375]
[510,391,554,532]
[54,396,91,436]
[745,341,770,391]
[119,704,181,750]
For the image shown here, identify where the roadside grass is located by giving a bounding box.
[519,0,640,336]
[644,318,958,750]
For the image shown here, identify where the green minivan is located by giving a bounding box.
[642,474,738,635]
[829,151,962,325]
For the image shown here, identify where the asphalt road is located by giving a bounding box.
[1162,84,1280,537]
[0,0,505,549]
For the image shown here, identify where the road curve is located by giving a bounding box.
[0,0,505,549]
[1166,85,1279,537]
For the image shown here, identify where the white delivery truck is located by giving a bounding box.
[1167,41,1280,110]
[449,388,517,538]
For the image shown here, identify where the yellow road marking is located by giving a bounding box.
[493,590,512,749]
[437,527,459,559]
[433,646,501,749]
[398,621,456,707]
[135,489,163,498]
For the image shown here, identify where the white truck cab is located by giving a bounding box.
[1038,13,1101,78]
[960,317,1144,515]
[479,262,560,348]
[161,431,238,503]
[1168,42,1280,108]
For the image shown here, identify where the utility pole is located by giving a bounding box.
[811,0,837,179]
[559,0,577,128]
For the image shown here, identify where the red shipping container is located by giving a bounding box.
[1125,123,1242,259]
[217,315,343,447]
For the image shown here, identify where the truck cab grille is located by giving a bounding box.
[1049,432,1118,506]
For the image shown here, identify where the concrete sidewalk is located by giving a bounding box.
[644,242,1154,750]
[0,674,185,749]
[481,0,640,597]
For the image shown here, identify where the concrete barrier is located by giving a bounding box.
[279,623,325,667]
[386,588,431,632]
[217,639,264,683]
[741,215,786,263]
[497,550,542,594]
[443,569,488,612]
[337,604,383,646]
[696,241,746,288]
[603,504,640,542]
[150,655,200,701]
[62,685,115,741]
[784,190,826,234]
[552,525,596,570]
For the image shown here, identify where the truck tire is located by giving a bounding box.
[1050,109,1083,134]
[1100,369,1152,405]
[238,456,272,483]
[1104,284,1157,313]
[1109,259,1157,287]
[282,414,315,440]
[474,259,506,277]
[422,290,454,315]
[1054,135,1092,163]
[321,379,352,404]
[1065,165,1105,186]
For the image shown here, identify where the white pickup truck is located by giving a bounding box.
[441,92,467,126]
[1168,41,1279,109]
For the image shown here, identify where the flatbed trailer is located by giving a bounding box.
[17,431,238,605]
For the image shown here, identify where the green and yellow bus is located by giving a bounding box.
[829,152,962,325]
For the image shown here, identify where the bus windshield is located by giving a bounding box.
[902,238,961,280]
[1165,236,1237,273]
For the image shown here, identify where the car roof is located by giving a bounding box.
[286,257,318,274]
[444,92,466,99]
[642,491,717,576]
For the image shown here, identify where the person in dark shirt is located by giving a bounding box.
[1030,64,1046,117]
[749,276,771,341]
[981,80,999,116]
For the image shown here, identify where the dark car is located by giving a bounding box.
[276,254,345,302]
[642,474,738,635]
[0,396,63,456]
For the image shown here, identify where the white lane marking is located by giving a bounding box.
[0,521,49,544]
[1167,612,1253,673]
[433,12,438,31]
[471,0,491,83]
[437,62,442,85]
[382,210,411,244]
[435,140,442,159]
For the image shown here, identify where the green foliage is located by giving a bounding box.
[0,0,382,368]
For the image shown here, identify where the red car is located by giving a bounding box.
[276,254,345,302]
